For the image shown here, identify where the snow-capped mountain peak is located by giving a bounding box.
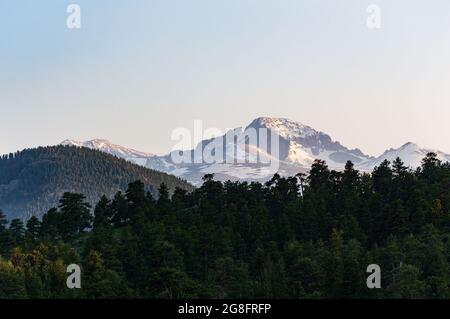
[248,117,318,139]
[60,139,84,147]
[360,142,450,170]
[144,117,377,184]
[396,142,419,151]
[60,139,154,166]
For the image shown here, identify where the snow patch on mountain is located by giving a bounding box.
[250,117,317,139]
[60,139,155,166]
[286,141,315,165]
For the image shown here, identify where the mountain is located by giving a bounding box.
[247,117,373,166]
[0,145,194,220]
[359,142,450,170]
[145,117,376,184]
[61,139,154,166]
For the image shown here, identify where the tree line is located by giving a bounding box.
[1,153,450,298]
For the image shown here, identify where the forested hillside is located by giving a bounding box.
[0,153,450,298]
[0,146,194,219]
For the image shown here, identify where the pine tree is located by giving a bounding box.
[93,195,112,229]
[111,191,128,227]
[9,219,25,245]
[58,193,92,239]
[26,216,41,242]
[39,208,60,240]
[0,210,7,232]
[392,157,408,177]
[156,183,171,214]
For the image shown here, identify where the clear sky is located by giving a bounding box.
[1,0,450,156]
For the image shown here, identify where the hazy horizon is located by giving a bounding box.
[2,0,450,156]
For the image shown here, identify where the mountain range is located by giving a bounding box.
[61,117,450,185]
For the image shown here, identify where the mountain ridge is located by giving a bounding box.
[61,139,155,166]
[59,117,450,185]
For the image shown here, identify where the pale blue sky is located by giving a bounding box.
[1,0,450,156]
